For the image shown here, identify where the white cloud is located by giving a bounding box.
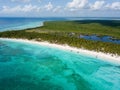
[1,2,55,14]
[1,4,41,13]
[1,0,120,15]
[66,0,120,11]
[2,5,21,13]
[53,6,62,12]
[44,2,53,11]
[67,0,88,9]
[105,2,120,10]
[22,4,41,12]
[90,1,105,10]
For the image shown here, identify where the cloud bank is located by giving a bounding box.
[0,0,120,16]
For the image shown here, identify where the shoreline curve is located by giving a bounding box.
[0,38,120,64]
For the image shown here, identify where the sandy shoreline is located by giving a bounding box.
[0,38,120,64]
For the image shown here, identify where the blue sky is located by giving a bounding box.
[0,0,120,17]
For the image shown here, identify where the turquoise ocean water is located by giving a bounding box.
[0,39,120,90]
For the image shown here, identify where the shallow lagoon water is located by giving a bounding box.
[80,35,120,44]
[0,39,120,90]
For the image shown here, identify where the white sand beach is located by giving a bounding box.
[0,38,120,64]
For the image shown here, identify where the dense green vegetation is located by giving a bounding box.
[0,30,120,55]
[32,20,120,39]
[0,20,120,55]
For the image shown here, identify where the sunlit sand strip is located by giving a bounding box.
[0,38,120,64]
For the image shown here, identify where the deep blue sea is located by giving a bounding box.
[0,17,120,32]
[0,17,120,90]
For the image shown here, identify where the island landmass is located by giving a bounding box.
[0,20,120,56]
